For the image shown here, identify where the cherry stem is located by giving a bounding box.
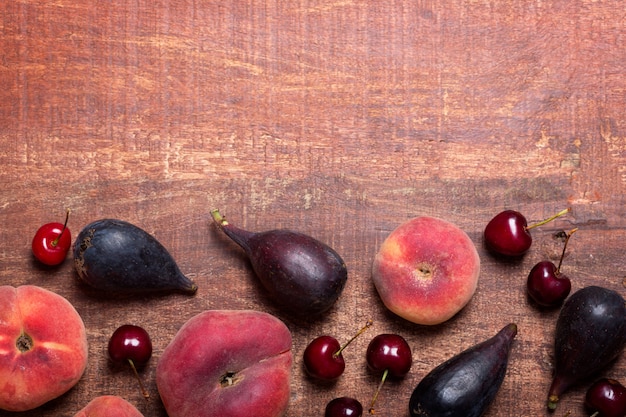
[127,358,150,400]
[368,368,389,414]
[556,228,578,273]
[590,412,599,417]
[51,208,71,247]
[333,320,373,358]
[526,208,570,231]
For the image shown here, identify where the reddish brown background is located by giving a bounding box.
[1,1,625,416]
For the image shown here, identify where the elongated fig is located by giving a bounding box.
[73,219,197,294]
[409,323,517,417]
[547,286,626,411]
[211,209,347,317]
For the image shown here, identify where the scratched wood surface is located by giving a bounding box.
[1,1,625,416]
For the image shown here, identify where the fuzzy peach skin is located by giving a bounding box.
[0,285,88,412]
[372,216,480,325]
[74,395,144,417]
[156,310,292,417]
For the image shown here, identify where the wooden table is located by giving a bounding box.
[1,1,625,416]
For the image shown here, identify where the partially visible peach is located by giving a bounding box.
[0,285,88,412]
[156,309,292,417]
[73,395,144,417]
[372,216,480,325]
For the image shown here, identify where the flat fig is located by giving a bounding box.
[547,286,626,411]
[211,209,347,317]
[409,323,517,417]
[74,219,197,294]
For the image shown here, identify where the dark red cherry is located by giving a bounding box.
[303,321,372,381]
[304,336,344,380]
[527,228,577,307]
[32,209,72,266]
[527,261,571,307]
[484,208,569,257]
[109,324,152,365]
[366,333,412,414]
[366,334,412,377]
[585,378,626,417]
[325,397,363,417]
[108,324,153,399]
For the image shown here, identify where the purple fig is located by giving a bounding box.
[547,286,626,411]
[74,219,197,294]
[211,209,347,318]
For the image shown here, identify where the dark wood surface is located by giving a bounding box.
[1,1,625,416]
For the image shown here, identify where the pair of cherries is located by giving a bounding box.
[484,208,574,307]
[303,321,412,416]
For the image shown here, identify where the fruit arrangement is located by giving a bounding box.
[1,204,624,417]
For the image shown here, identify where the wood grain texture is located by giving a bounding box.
[1,1,625,416]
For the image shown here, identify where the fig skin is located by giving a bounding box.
[73,219,197,294]
[409,323,517,417]
[547,286,626,411]
[211,209,348,318]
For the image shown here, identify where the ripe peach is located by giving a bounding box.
[156,310,292,417]
[0,285,88,411]
[73,395,144,417]
[372,216,480,325]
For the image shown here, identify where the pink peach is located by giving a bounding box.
[73,395,144,417]
[0,285,88,411]
[372,216,480,325]
[156,309,292,417]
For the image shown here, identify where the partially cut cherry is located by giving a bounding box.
[108,324,153,400]
[32,208,72,266]
[484,208,570,257]
[527,228,577,307]
[304,320,372,381]
[585,378,626,417]
[366,333,412,414]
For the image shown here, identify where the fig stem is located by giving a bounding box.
[556,228,578,273]
[51,208,71,247]
[369,368,389,414]
[589,412,599,417]
[527,208,570,231]
[210,209,229,227]
[548,394,559,411]
[127,359,150,401]
[210,209,255,251]
[334,320,373,358]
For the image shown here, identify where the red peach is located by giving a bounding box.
[0,285,88,411]
[73,395,144,417]
[156,309,292,417]
[372,216,480,325]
